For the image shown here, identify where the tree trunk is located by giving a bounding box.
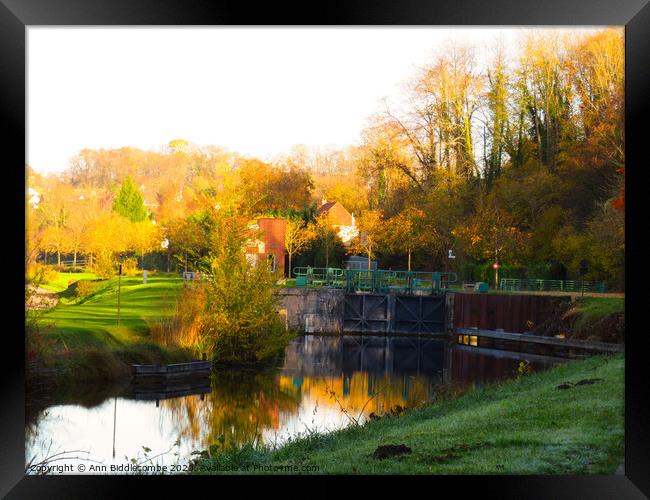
[408,250,412,272]
[73,250,77,267]
[57,250,61,266]
[288,253,292,278]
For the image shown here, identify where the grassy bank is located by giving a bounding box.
[532,296,624,343]
[574,296,624,323]
[191,353,624,474]
[28,273,193,381]
[39,271,100,293]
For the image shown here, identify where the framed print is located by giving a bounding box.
[2,0,648,498]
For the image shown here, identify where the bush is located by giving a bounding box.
[26,263,58,287]
[74,280,100,299]
[91,254,116,279]
[120,257,139,275]
[53,265,87,273]
[148,283,205,347]
[174,213,294,365]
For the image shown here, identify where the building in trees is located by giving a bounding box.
[244,217,287,276]
[315,200,358,244]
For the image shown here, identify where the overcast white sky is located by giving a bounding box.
[27,27,607,175]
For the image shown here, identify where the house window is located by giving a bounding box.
[267,254,276,272]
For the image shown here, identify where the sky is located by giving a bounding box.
[27,27,606,175]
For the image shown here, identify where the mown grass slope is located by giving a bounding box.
[38,275,181,348]
[30,274,192,380]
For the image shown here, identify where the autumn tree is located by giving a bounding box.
[38,183,75,266]
[452,202,530,271]
[351,210,385,270]
[236,158,314,214]
[313,213,341,269]
[84,213,132,277]
[62,204,91,267]
[128,219,161,270]
[383,43,483,184]
[482,45,510,187]
[383,207,439,271]
[284,219,315,277]
[357,118,415,213]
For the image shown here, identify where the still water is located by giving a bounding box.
[26,335,564,473]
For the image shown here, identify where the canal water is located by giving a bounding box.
[26,335,565,474]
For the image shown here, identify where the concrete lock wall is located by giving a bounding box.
[276,288,345,333]
[275,289,566,336]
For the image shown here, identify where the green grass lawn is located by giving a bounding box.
[575,296,624,320]
[40,272,99,293]
[29,275,193,381]
[38,275,184,350]
[192,354,624,474]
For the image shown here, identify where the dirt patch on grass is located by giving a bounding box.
[372,444,412,460]
[556,378,604,390]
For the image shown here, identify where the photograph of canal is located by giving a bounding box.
[23,26,626,478]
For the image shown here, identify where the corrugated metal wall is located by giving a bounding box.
[452,293,570,333]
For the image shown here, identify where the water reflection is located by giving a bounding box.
[26,336,562,473]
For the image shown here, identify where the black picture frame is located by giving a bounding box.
[2,1,648,498]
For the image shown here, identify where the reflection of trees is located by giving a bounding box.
[282,372,434,418]
[162,369,300,450]
[161,367,435,452]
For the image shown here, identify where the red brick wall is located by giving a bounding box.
[257,218,287,276]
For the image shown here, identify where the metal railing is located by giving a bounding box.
[292,267,457,295]
[499,278,607,293]
[57,259,87,268]
[181,271,214,281]
[292,267,346,287]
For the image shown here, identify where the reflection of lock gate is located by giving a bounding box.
[292,267,457,295]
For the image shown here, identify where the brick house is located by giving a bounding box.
[315,200,358,244]
[244,217,287,276]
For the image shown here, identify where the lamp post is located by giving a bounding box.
[117,263,122,325]
[493,262,500,290]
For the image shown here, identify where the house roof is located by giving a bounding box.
[316,200,354,227]
[316,201,339,214]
